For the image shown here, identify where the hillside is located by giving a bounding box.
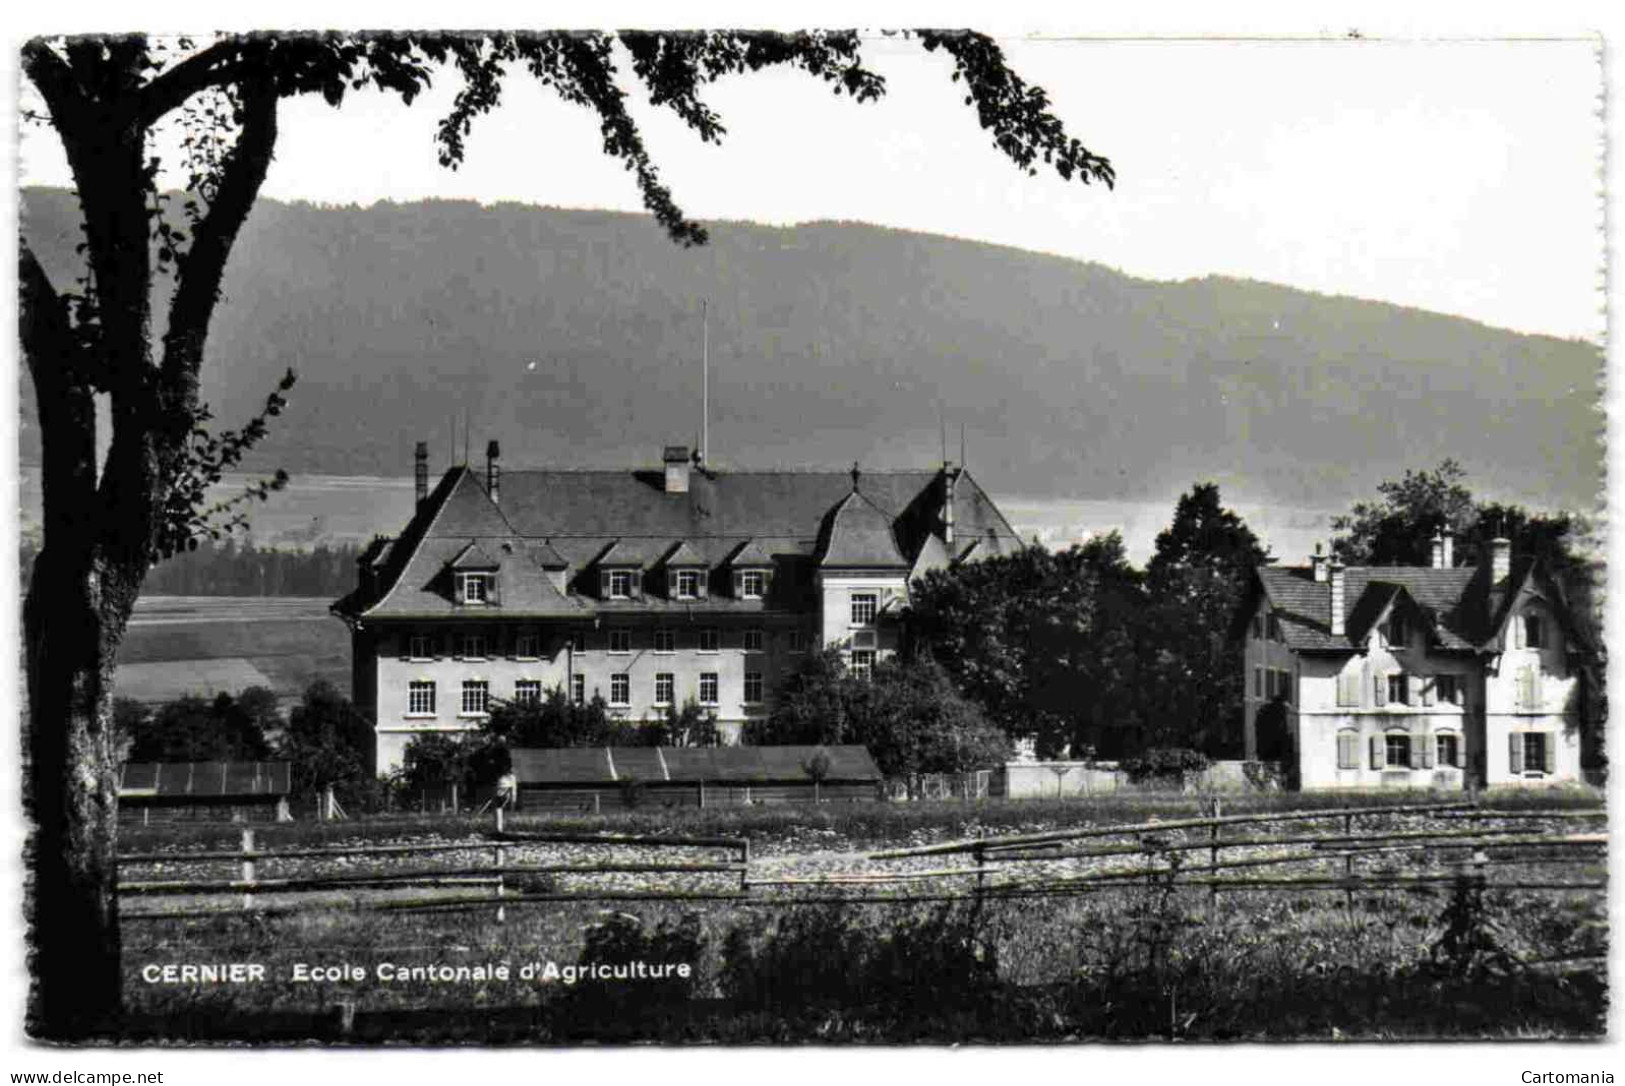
[18,188,1602,513]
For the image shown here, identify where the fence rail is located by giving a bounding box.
[117,802,1606,921]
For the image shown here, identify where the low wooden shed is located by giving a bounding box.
[510,745,882,811]
[118,761,292,823]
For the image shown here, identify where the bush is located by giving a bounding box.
[1120,747,1210,787]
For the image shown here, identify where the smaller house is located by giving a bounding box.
[1236,534,1598,790]
[118,761,292,823]
[510,745,883,810]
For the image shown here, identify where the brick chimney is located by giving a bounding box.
[1490,536,1512,583]
[414,441,429,508]
[1311,542,1328,582]
[486,440,501,505]
[1430,530,1445,569]
[1329,561,1346,636]
[663,445,692,494]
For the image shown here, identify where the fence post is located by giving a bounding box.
[974,840,987,903]
[494,806,506,924]
[699,779,705,810]
[739,837,750,895]
[241,828,256,912]
[1208,798,1222,905]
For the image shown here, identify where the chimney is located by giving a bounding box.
[1490,536,1512,583]
[942,461,960,546]
[663,445,692,494]
[1311,542,1328,583]
[414,441,429,508]
[1442,530,1454,569]
[485,440,501,505]
[1329,561,1346,636]
[1430,530,1445,569]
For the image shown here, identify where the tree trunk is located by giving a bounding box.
[23,555,132,1038]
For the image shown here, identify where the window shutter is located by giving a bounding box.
[1544,732,1558,775]
[1508,732,1524,773]
[1370,735,1385,770]
[599,570,611,598]
[1408,673,1423,705]
[1337,732,1357,769]
[1418,734,1435,769]
[1373,673,1387,707]
[487,575,500,606]
[1513,616,1525,649]
[1421,677,1436,707]
[1336,671,1355,707]
[1530,666,1544,709]
[1453,737,1466,769]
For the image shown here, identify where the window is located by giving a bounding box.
[654,673,674,705]
[609,629,631,654]
[1387,673,1409,706]
[788,630,807,653]
[850,649,876,681]
[462,573,491,604]
[460,680,489,716]
[607,569,634,599]
[1385,613,1409,647]
[698,627,720,653]
[571,630,587,653]
[675,569,701,599]
[514,633,538,659]
[1251,615,1264,640]
[1436,733,1461,769]
[1524,612,1545,648]
[851,592,878,625]
[1384,733,1411,768]
[571,674,585,705]
[408,680,436,716]
[739,570,766,598]
[744,672,764,704]
[1266,614,1281,641]
[460,633,487,660]
[1435,674,1460,706]
[654,629,676,653]
[408,634,432,660]
[743,628,764,653]
[1276,669,1292,705]
[698,672,719,705]
[1336,731,1359,770]
[1522,732,1548,773]
[514,679,541,705]
[1254,666,1263,698]
[610,673,630,706]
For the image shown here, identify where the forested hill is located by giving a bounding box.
[19,188,1602,513]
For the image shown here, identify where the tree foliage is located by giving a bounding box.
[747,651,1009,785]
[120,688,277,763]
[275,680,372,800]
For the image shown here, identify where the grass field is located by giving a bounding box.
[116,791,1607,1042]
[114,596,350,706]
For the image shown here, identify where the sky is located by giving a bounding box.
[16,33,1604,342]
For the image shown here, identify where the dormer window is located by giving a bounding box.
[675,569,702,599]
[739,570,767,599]
[1385,613,1409,647]
[1524,612,1545,648]
[604,569,637,599]
[461,572,494,604]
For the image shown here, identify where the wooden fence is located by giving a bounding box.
[117,800,1605,920]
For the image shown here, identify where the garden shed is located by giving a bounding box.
[510,745,882,811]
[118,761,292,823]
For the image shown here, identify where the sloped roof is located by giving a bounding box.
[662,540,708,567]
[448,541,501,570]
[728,538,774,567]
[817,489,908,568]
[1251,562,1544,654]
[338,461,1023,620]
[119,762,291,798]
[910,532,953,579]
[511,745,882,785]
